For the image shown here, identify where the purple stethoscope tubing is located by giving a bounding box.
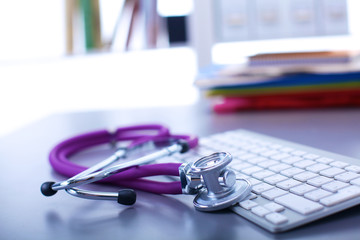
[49,124,198,194]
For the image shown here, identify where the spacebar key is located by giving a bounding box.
[275,193,324,215]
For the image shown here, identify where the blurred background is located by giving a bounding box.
[1,0,359,63]
[1,0,360,137]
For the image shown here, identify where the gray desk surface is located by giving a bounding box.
[1,102,360,240]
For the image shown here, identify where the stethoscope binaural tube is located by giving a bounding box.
[48,142,190,193]
[48,124,171,178]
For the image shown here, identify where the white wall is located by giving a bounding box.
[0,0,65,62]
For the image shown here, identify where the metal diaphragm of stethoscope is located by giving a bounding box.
[41,124,252,211]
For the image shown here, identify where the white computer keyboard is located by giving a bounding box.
[173,129,360,232]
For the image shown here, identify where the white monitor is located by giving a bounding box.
[189,0,357,68]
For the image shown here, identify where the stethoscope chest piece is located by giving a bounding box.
[193,177,251,211]
[181,152,252,212]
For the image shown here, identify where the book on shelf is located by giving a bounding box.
[248,50,360,66]
[212,89,360,113]
[195,50,360,112]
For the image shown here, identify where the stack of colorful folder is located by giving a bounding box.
[195,51,360,113]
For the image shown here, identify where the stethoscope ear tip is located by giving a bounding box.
[117,189,137,205]
[41,181,57,197]
[178,139,190,153]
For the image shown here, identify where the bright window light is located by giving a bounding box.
[157,0,193,17]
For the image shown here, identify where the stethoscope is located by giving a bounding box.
[41,124,252,211]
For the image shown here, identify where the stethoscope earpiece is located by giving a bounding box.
[41,181,58,197]
[117,189,137,205]
[177,139,190,153]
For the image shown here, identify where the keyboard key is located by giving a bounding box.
[264,174,288,185]
[293,172,318,182]
[275,193,324,215]
[290,184,317,195]
[280,147,294,153]
[239,144,257,151]
[247,177,262,186]
[242,166,264,175]
[252,183,274,194]
[303,154,320,160]
[345,165,360,173]
[252,170,276,180]
[334,171,360,182]
[264,202,285,212]
[293,160,316,169]
[265,212,288,225]
[322,181,349,192]
[262,187,287,200]
[292,150,307,156]
[330,161,349,168]
[280,167,304,177]
[258,160,279,168]
[320,167,345,178]
[236,173,250,179]
[247,156,268,164]
[350,178,360,186]
[276,179,302,190]
[239,199,258,210]
[269,163,292,173]
[261,150,280,157]
[232,150,249,156]
[271,153,291,161]
[238,153,258,161]
[231,162,253,171]
[247,193,258,200]
[316,157,334,164]
[306,163,331,173]
[254,141,270,147]
[251,206,271,217]
[307,176,333,187]
[320,185,360,207]
[304,189,333,201]
[249,147,268,154]
[281,156,303,164]
[269,144,282,149]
